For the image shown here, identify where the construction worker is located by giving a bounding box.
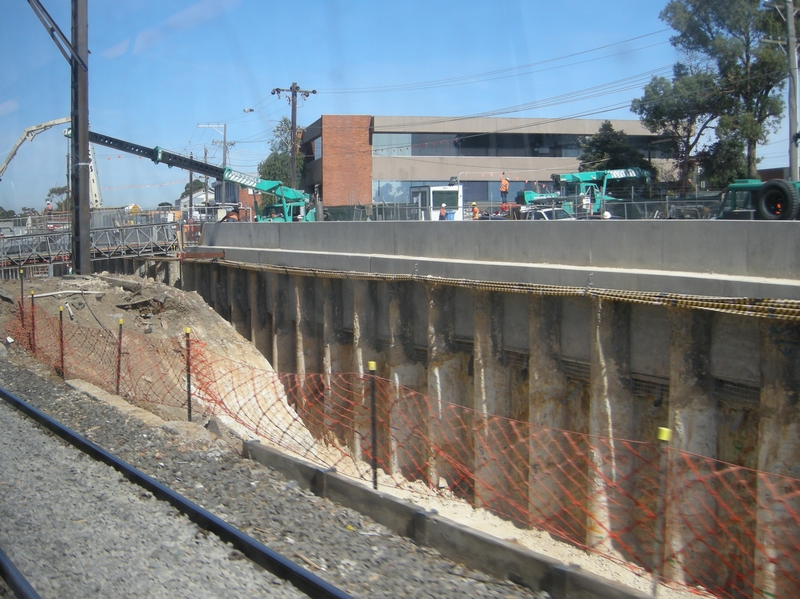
[221,207,239,222]
[439,203,447,220]
[471,202,480,220]
[499,172,510,203]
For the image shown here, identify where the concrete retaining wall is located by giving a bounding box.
[199,221,800,299]
[174,220,800,597]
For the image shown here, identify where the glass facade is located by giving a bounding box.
[372,133,458,157]
[373,179,539,204]
[373,180,448,203]
[372,132,668,159]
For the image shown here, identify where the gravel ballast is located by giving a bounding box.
[0,382,308,599]
[0,354,540,599]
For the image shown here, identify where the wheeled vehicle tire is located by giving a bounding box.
[756,179,799,220]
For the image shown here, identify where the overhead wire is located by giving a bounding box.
[316,29,671,94]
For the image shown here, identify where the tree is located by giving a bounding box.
[179,179,206,200]
[257,116,304,192]
[660,0,788,177]
[631,64,722,192]
[158,201,173,208]
[0,207,16,219]
[578,121,653,173]
[269,116,295,155]
[696,132,748,188]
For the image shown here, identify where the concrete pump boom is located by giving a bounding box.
[84,131,307,201]
[0,117,71,181]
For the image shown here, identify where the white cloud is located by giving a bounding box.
[101,39,130,59]
[0,100,19,118]
[133,0,241,55]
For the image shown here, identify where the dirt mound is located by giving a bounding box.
[0,273,266,369]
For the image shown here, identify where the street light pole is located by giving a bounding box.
[271,82,316,189]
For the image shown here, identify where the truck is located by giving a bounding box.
[67,130,313,221]
[715,179,799,220]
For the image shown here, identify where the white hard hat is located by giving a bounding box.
[442,203,447,207]
[602,211,611,219]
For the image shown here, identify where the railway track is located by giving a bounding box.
[0,357,538,599]
[0,384,352,599]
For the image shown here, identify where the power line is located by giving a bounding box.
[316,29,671,94]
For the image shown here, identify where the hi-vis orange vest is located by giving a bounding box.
[500,178,509,192]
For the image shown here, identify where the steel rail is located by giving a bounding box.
[0,385,353,599]
[0,544,41,599]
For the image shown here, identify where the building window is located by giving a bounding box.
[373,133,411,156]
[313,137,322,159]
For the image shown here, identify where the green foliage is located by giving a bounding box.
[270,116,295,155]
[46,185,71,211]
[660,0,788,177]
[578,121,653,173]
[180,178,206,199]
[257,115,304,191]
[258,151,293,186]
[631,64,722,192]
[697,133,748,188]
[158,201,173,207]
[0,206,16,219]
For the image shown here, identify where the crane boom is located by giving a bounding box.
[87,131,225,180]
[0,117,71,180]
[85,131,307,201]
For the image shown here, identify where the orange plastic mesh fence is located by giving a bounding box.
[7,305,799,598]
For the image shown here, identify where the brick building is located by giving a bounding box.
[300,115,668,207]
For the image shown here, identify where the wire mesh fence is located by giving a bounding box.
[6,303,799,599]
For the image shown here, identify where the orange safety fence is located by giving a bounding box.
[7,304,799,599]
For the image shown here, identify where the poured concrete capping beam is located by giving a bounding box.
[242,441,650,599]
[197,221,800,300]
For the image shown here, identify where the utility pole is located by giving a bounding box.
[199,123,234,203]
[769,0,799,180]
[788,0,798,181]
[271,82,316,189]
[70,0,90,274]
[203,147,209,206]
[27,0,91,273]
[188,152,193,222]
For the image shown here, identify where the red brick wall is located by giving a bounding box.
[237,187,256,222]
[321,115,372,206]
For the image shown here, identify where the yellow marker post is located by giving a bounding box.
[652,426,672,596]
[185,327,192,422]
[58,306,65,378]
[116,319,124,395]
[368,360,378,490]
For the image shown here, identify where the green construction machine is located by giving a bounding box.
[552,168,650,216]
[715,179,800,220]
[513,167,651,217]
[224,171,316,222]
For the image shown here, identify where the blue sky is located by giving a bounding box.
[0,0,793,212]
